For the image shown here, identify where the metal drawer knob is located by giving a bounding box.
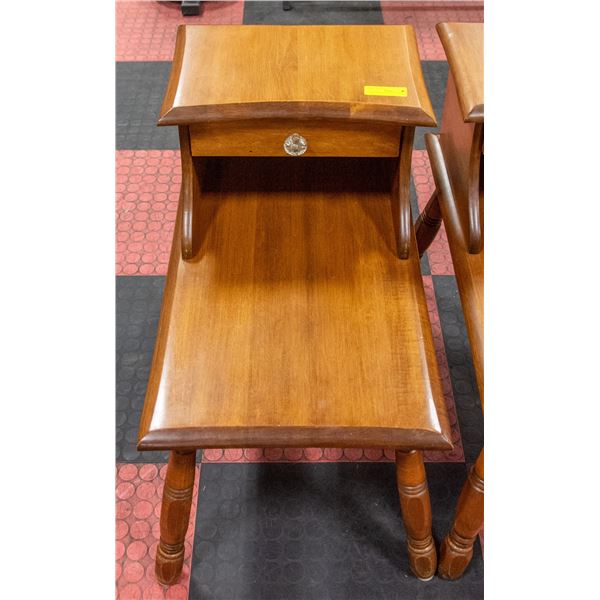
[283,133,308,156]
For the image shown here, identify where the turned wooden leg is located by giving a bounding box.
[156,450,197,585]
[395,449,437,580]
[438,449,484,580]
[414,190,442,257]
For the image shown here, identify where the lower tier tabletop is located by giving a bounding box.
[138,157,451,451]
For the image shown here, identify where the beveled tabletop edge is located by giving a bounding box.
[158,24,437,128]
[137,426,453,452]
[465,104,484,123]
[158,23,187,126]
[158,103,437,127]
[436,22,484,123]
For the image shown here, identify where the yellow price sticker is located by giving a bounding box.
[363,85,408,97]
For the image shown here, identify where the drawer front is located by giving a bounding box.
[189,120,401,157]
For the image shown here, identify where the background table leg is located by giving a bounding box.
[395,449,437,580]
[438,449,484,579]
[180,1,201,17]
[414,190,443,257]
[156,450,197,585]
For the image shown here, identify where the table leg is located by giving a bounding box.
[438,449,484,579]
[181,1,201,17]
[395,449,437,580]
[414,190,442,257]
[156,450,197,585]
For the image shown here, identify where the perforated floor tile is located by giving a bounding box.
[243,1,384,24]
[116,463,200,599]
[412,149,454,275]
[432,275,483,464]
[381,1,484,60]
[116,61,179,150]
[190,462,483,599]
[117,0,244,61]
[116,150,180,276]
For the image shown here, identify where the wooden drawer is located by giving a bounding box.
[189,120,401,157]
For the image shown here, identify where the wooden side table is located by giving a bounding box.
[415,22,484,580]
[137,24,452,585]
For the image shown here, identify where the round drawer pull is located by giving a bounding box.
[283,133,308,156]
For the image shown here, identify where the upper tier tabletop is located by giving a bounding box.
[159,25,436,126]
[137,157,451,451]
[437,23,484,123]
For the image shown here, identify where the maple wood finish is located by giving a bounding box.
[395,450,437,580]
[424,133,483,390]
[437,75,483,255]
[155,450,197,585]
[438,450,484,580]
[139,24,449,584]
[393,127,416,260]
[138,155,452,451]
[437,23,484,123]
[159,25,436,126]
[415,191,442,257]
[178,126,203,260]
[414,22,484,579]
[189,120,402,157]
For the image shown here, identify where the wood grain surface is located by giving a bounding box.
[425,133,483,400]
[396,450,437,580]
[155,450,197,585]
[437,23,484,123]
[431,22,483,397]
[425,23,484,580]
[189,119,402,157]
[438,74,483,256]
[438,449,484,579]
[159,25,436,126]
[138,156,452,451]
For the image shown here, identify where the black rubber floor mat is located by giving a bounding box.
[190,461,483,599]
[116,61,179,150]
[116,276,169,462]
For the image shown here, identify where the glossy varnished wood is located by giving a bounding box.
[395,450,437,580]
[178,126,204,260]
[159,25,436,126]
[425,133,483,396]
[438,74,483,255]
[425,134,484,579]
[155,450,197,585]
[437,23,484,123]
[417,23,484,580]
[430,132,483,577]
[189,119,402,157]
[393,127,415,259]
[438,450,484,580]
[415,191,442,257]
[144,25,445,584]
[137,157,451,451]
